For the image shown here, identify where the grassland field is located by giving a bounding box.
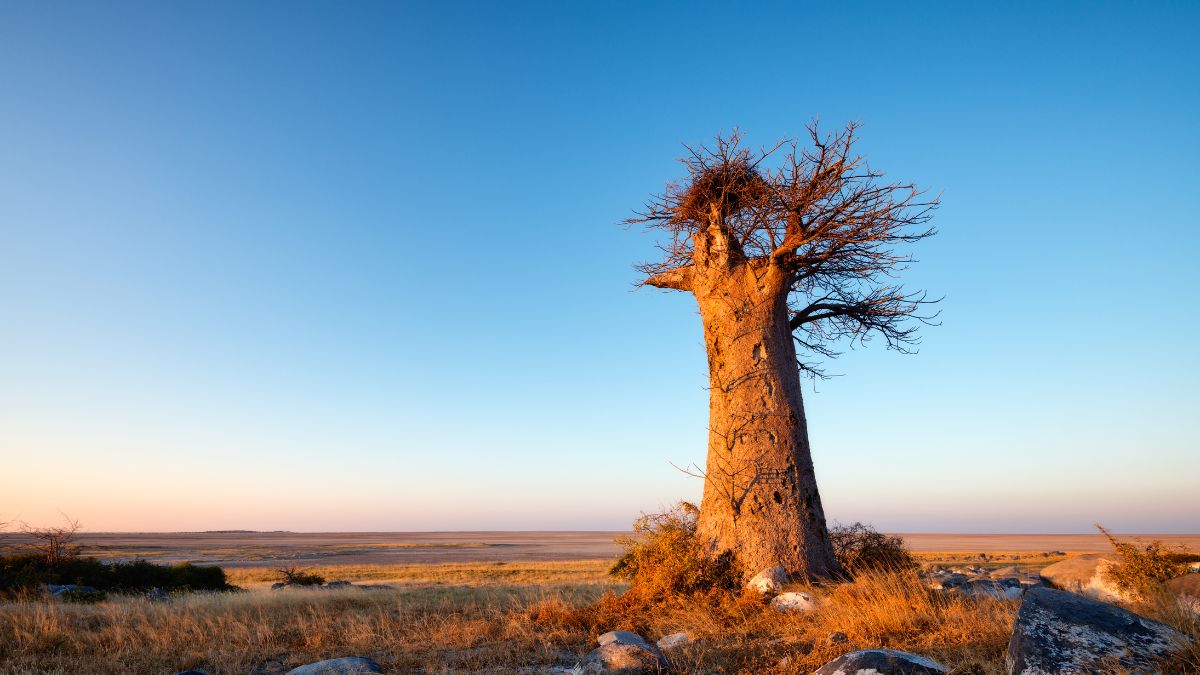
[1,531,1198,674]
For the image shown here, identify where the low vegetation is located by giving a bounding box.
[0,564,1022,674]
[829,522,919,574]
[275,567,326,587]
[609,501,742,602]
[1,515,1194,673]
[0,553,232,597]
[1097,524,1194,600]
[225,560,613,588]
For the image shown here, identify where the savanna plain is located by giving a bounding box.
[2,529,1199,674]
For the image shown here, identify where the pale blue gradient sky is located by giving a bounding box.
[1,1,1197,533]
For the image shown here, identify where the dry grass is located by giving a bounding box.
[572,571,1018,674]
[0,565,1022,674]
[911,550,1070,572]
[224,560,614,588]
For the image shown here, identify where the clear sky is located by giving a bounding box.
[1,1,1197,534]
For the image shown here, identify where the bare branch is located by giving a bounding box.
[641,265,694,292]
[634,120,939,373]
[19,513,82,565]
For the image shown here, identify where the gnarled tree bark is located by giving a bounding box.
[634,122,937,580]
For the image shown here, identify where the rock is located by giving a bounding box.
[991,566,1021,576]
[46,584,99,596]
[175,671,208,675]
[326,580,353,589]
[951,578,1024,600]
[1006,586,1186,674]
[770,591,815,613]
[813,649,948,674]
[1038,553,1130,602]
[746,565,787,596]
[285,657,383,674]
[926,572,968,590]
[1167,573,1200,597]
[655,632,689,650]
[826,631,848,645]
[572,631,667,673]
[596,631,653,649]
[1000,572,1043,587]
[1166,574,1200,615]
[271,582,287,590]
[46,583,102,599]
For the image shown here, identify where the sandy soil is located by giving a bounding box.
[2,531,1196,567]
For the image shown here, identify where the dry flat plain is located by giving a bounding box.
[4,530,1198,567]
[3,530,1199,673]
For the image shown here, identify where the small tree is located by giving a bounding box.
[20,514,82,565]
[276,566,325,586]
[632,122,937,580]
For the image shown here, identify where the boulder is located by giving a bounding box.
[951,578,1024,600]
[1166,574,1200,615]
[746,566,787,596]
[46,584,99,597]
[573,631,667,673]
[925,572,968,590]
[326,580,353,589]
[1038,554,1129,602]
[770,591,815,613]
[1006,586,1186,674]
[655,632,689,650]
[285,657,383,675]
[813,649,948,674]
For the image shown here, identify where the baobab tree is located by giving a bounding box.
[632,122,937,580]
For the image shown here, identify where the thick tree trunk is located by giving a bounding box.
[692,261,841,581]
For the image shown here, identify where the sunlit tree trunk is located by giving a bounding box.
[689,256,839,580]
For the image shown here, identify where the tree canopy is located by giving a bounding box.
[631,122,940,376]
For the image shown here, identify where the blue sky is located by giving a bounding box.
[1,1,1197,533]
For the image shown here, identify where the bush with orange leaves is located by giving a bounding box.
[609,502,742,602]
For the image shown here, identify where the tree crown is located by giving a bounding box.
[632,121,939,376]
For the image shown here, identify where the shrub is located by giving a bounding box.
[609,501,742,601]
[829,522,918,574]
[1097,524,1188,600]
[276,567,326,586]
[0,552,232,595]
